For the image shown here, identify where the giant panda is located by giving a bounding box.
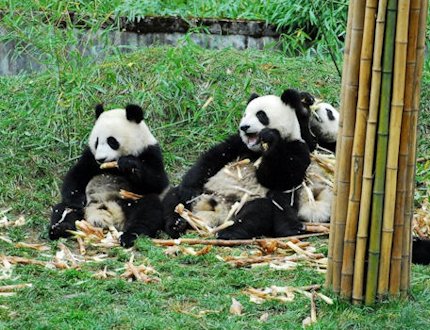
[163,89,313,239]
[49,104,169,247]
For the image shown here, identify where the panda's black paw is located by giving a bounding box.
[300,92,315,107]
[165,217,188,238]
[117,155,142,174]
[259,128,280,154]
[49,204,82,240]
[120,232,139,248]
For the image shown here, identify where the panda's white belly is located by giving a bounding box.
[85,174,131,230]
[191,159,268,227]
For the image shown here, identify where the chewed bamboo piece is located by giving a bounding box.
[119,189,144,200]
[100,161,118,169]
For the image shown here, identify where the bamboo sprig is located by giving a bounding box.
[332,0,366,294]
[377,0,410,297]
[389,0,421,297]
[325,0,356,289]
[364,0,397,306]
[401,0,429,296]
[340,0,378,300]
[352,0,388,305]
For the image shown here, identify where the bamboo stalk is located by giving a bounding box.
[377,0,410,297]
[389,0,421,296]
[352,0,388,304]
[325,0,356,288]
[364,0,397,306]
[340,0,378,300]
[401,0,429,297]
[332,0,366,294]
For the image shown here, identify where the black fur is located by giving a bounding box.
[412,238,430,265]
[50,144,168,245]
[125,104,144,123]
[95,104,104,119]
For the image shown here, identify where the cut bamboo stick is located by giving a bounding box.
[352,0,388,305]
[325,0,356,288]
[340,0,378,300]
[332,0,366,294]
[401,0,429,297]
[389,0,421,296]
[377,0,410,297]
[364,0,397,306]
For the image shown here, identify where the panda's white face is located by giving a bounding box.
[89,109,157,163]
[310,102,339,143]
[239,95,302,152]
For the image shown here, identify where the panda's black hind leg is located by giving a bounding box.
[49,203,83,240]
[217,199,274,240]
[120,194,164,247]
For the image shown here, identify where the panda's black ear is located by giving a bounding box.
[281,89,308,118]
[299,91,316,108]
[95,104,104,119]
[125,104,144,123]
[247,93,260,104]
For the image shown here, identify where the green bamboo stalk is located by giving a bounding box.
[389,0,421,296]
[325,0,356,288]
[364,0,398,306]
[352,0,388,304]
[401,0,429,296]
[332,0,366,294]
[377,0,410,298]
[340,0,378,300]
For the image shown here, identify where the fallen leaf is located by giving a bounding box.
[229,298,243,315]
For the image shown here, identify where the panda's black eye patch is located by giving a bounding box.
[107,137,120,150]
[326,108,335,121]
[95,138,99,149]
[256,110,269,125]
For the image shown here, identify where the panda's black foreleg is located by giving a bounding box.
[217,199,274,240]
[49,203,83,240]
[120,194,164,247]
[162,186,195,238]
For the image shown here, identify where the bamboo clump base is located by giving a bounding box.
[325,0,428,305]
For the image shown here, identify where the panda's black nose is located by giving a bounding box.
[240,125,250,132]
[97,157,107,164]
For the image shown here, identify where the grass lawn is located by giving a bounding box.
[0,42,430,329]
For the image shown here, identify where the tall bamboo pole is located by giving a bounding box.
[351,0,388,304]
[364,0,397,306]
[401,0,429,296]
[332,0,366,294]
[340,0,378,300]
[389,0,421,296]
[377,0,410,297]
[326,0,356,288]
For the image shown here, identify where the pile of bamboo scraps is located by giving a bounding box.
[243,284,333,327]
[217,239,327,272]
[413,198,430,238]
[67,220,122,253]
[0,208,26,229]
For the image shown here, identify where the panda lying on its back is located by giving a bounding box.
[163,89,311,239]
[49,104,169,247]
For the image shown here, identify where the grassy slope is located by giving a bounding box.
[0,43,430,329]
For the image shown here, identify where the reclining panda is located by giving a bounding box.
[49,104,169,247]
[163,89,332,239]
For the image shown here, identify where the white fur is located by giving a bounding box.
[310,102,339,143]
[89,109,157,162]
[239,95,302,152]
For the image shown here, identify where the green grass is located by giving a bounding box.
[0,40,430,329]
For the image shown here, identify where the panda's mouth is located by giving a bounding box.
[245,132,260,147]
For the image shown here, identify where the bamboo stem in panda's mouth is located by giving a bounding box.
[100,161,118,169]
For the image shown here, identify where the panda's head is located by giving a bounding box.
[239,89,305,152]
[89,104,157,163]
[309,101,339,143]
